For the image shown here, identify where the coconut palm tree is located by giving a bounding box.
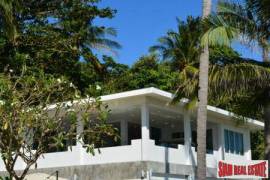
[196,0,212,179]
[0,0,19,44]
[210,63,270,178]
[152,0,270,178]
[152,2,213,179]
[217,0,270,62]
[150,11,246,180]
[149,17,202,106]
[247,0,270,38]
[203,0,270,174]
[149,16,241,104]
[150,16,202,72]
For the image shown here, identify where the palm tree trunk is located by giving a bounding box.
[262,46,269,63]
[260,38,270,63]
[264,103,270,176]
[196,0,211,179]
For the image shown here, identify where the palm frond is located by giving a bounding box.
[103,27,118,37]
[173,62,270,110]
[0,0,18,42]
[218,1,258,40]
[215,0,270,56]
[85,25,121,55]
[201,14,239,47]
[149,45,166,53]
[209,63,270,100]
[247,0,270,33]
[149,16,201,70]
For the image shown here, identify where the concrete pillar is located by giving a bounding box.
[141,104,150,140]
[120,119,128,145]
[217,124,225,160]
[245,130,252,160]
[76,114,85,164]
[141,104,150,161]
[76,115,84,142]
[184,110,192,164]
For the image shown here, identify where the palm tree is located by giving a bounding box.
[150,0,269,178]
[150,11,245,180]
[210,63,270,178]
[247,0,270,39]
[152,2,212,179]
[204,0,270,174]
[0,0,19,44]
[217,0,270,62]
[149,17,202,104]
[151,1,270,178]
[196,0,212,179]
[150,16,201,72]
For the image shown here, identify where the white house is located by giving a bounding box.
[0,87,264,180]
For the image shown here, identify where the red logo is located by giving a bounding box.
[217,160,268,179]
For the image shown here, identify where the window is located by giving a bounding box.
[206,129,213,154]
[128,122,141,145]
[171,132,184,139]
[150,127,162,145]
[191,129,213,154]
[224,129,244,155]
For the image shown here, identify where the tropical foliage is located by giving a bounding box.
[216,0,270,62]
[203,0,270,169]
[150,1,270,165]
[0,1,120,179]
[0,68,117,180]
[0,0,270,178]
[0,0,120,92]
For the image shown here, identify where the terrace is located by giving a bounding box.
[0,88,262,177]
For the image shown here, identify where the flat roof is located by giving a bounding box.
[101,87,264,129]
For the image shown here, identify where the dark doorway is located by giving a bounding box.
[150,127,162,145]
[128,122,141,145]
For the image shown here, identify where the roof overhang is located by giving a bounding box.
[100,87,264,130]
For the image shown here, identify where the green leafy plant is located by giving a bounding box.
[0,67,117,180]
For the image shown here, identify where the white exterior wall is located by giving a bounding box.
[0,115,252,172]
[0,126,254,175]
[0,88,260,175]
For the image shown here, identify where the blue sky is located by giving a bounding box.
[95,0,262,65]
